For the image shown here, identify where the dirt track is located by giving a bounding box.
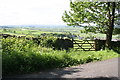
[4,57,120,80]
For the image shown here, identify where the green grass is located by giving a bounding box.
[2,37,119,76]
[70,50,118,62]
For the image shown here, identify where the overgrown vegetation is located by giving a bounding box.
[2,37,118,76]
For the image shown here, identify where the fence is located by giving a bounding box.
[73,39,120,51]
[73,39,96,51]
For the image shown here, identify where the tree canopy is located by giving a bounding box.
[62,1,120,48]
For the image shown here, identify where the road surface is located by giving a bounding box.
[3,57,120,80]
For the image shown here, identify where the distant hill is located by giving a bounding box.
[0,25,69,28]
[0,24,83,29]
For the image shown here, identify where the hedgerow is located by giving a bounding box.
[2,37,118,76]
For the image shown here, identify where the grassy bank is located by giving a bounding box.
[2,38,118,76]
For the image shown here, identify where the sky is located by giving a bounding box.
[0,0,70,26]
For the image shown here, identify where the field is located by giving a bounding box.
[1,25,119,39]
[1,25,120,76]
[1,26,81,36]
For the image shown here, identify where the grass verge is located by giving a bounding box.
[2,38,119,76]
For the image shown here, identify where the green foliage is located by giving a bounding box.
[113,28,120,35]
[62,1,119,34]
[3,29,7,32]
[2,38,118,76]
[62,1,120,49]
[37,35,57,48]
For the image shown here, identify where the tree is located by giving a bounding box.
[62,1,120,49]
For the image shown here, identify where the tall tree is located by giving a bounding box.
[62,1,120,49]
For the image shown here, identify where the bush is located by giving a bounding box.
[37,35,57,48]
[2,37,118,76]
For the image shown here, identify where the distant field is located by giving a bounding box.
[1,26,119,39]
[1,26,82,36]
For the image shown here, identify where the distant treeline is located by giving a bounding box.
[40,33,77,38]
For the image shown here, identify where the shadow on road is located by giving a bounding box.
[2,67,84,78]
[2,57,119,80]
[2,66,120,80]
[2,77,120,80]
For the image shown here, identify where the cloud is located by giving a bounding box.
[0,0,70,25]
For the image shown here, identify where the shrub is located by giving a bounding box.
[2,37,118,76]
[37,35,57,48]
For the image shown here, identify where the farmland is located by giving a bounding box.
[1,25,119,39]
[1,25,81,35]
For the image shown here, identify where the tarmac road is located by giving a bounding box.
[3,57,120,80]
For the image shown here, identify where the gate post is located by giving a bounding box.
[95,39,98,51]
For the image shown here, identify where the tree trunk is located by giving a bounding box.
[106,2,116,49]
[106,28,113,49]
